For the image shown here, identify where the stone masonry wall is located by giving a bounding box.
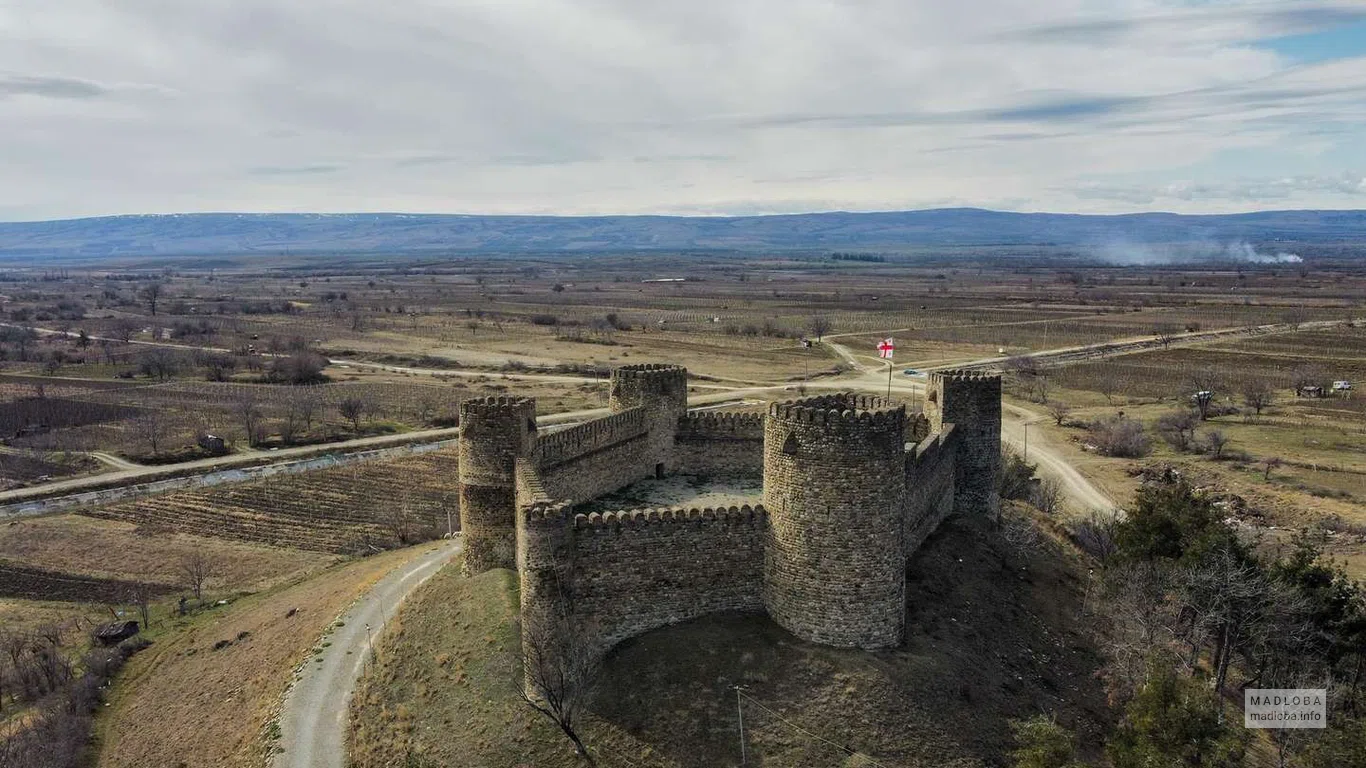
[536,433,658,503]
[672,412,765,477]
[563,506,767,663]
[903,425,959,553]
[534,407,649,468]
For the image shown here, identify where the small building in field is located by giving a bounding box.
[197,434,228,455]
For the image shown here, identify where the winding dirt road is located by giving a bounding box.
[272,539,462,768]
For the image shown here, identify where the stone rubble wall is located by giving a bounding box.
[672,412,765,477]
[903,424,959,553]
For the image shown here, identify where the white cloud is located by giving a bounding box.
[2,0,1365,219]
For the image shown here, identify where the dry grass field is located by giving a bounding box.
[0,514,336,592]
[94,544,437,768]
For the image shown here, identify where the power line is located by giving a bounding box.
[738,691,895,768]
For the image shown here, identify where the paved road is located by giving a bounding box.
[273,539,462,768]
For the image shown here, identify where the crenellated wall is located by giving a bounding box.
[534,408,650,468]
[520,503,768,666]
[673,411,765,476]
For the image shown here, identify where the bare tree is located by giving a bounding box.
[110,317,140,344]
[807,316,832,341]
[1204,429,1229,459]
[1030,476,1063,516]
[1095,370,1121,406]
[1157,409,1200,452]
[180,549,215,601]
[233,391,265,447]
[1189,366,1221,420]
[131,407,169,456]
[140,282,164,316]
[521,601,596,760]
[138,347,182,381]
[338,396,366,432]
[1261,456,1284,481]
[1153,323,1180,349]
[1241,378,1275,418]
[1047,400,1073,426]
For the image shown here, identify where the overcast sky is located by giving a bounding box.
[3,0,1366,221]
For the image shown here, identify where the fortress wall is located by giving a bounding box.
[536,433,657,502]
[534,407,650,468]
[673,412,765,476]
[903,424,959,553]
[566,506,767,661]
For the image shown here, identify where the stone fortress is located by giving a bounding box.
[458,363,1002,668]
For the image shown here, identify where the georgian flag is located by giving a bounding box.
[877,338,895,359]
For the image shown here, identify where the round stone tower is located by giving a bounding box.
[458,395,537,574]
[762,393,907,648]
[925,370,1002,518]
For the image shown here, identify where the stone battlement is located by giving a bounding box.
[534,407,649,467]
[931,369,1002,382]
[767,393,904,426]
[611,363,688,379]
[676,411,765,436]
[572,504,767,529]
[459,395,536,417]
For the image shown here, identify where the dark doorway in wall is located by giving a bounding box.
[655,463,665,479]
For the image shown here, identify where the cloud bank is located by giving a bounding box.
[3,0,1366,220]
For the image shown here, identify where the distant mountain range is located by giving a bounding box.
[1,208,1364,259]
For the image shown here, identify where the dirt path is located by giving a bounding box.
[272,539,461,768]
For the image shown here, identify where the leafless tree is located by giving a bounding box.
[1262,456,1284,481]
[130,583,155,631]
[1189,367,1221,419]
[338,396,366,432]
[180,549,215,601]
[1047,400,1073,426]
[233,391,265,446]
[1157,409,1200,452]
[110,317,139,344]
[131,407,169,456]
[138,346,182,381]
[1153,323,1180,349]
[295,388,322,431]
[1204,429,1229,459]
[1031,477,1063,516]
[1241,378,1275,418]
[807,316,832,341]
[1098,561,1176,699]
[1094,370,1121,405]
[140,282,164,316]
[521,596,597,761]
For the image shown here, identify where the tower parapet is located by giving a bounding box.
[609,364,688,416]
[761,393,907,648]
[925,370,1002,518]
[459,396,537,574]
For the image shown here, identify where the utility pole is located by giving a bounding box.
[1022,422,1029,461]
[734,685,747,766]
